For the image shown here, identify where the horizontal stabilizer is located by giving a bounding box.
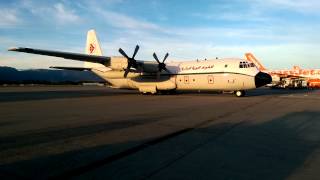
[50,66,92,71]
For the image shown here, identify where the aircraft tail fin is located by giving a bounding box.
[84,29,107,70]
[85,29,103,56]
[245,53,267,71]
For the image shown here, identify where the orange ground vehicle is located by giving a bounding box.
[308,79,320,89]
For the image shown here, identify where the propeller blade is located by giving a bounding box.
[132,45,139,59]
[159,63,165,71]
[163,53,169,63]
[119,48,129,59]
[124,67,130,78]
[153,53,160,64]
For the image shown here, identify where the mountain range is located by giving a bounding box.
[0,66,105,84]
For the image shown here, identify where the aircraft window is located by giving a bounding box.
[239,62,255,68]
[239,62,244,68]
[225,64,228,68]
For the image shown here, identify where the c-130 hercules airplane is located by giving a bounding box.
[9,29,271,97]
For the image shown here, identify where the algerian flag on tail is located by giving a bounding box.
[84,29,109,70]
[86,29,103,56]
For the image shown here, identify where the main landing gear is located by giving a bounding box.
[235,90,245,97]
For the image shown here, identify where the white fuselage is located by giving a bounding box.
[92,58,261,93]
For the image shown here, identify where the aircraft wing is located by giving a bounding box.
[50,66,92,71]
[271,72,303,79]
[282,75,305,79]
[8,47,111,65]
[9,47,166,75]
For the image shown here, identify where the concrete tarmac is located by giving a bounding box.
[0,86,320,179]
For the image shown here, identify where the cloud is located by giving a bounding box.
[53,3,81,24]
[241,0,320,15]
[94,8,159,31]
[2,0,319,70]
[193,0,320,24]
[78,0,320,68]
[263,0,320,13]
[20,1,81,25]
[192,1,268,22]
[0,8,20,27]
[192,11,270,22]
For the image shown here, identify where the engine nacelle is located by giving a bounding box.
[109,56,128,70]
[108,56,160,73]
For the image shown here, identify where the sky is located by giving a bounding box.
[0,0,320,69]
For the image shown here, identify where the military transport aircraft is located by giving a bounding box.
[8,29,271,97]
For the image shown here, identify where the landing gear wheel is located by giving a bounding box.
[235,90,245,97]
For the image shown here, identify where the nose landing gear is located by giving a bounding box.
[235,90,245,97]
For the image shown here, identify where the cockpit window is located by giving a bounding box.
[239,62,255,68]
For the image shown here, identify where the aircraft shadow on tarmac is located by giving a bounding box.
[246,88,316,97]
[177,88,315,97]
[1,111,320,179]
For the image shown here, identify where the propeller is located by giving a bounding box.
[118,45,140,78]
[153,52,170,79]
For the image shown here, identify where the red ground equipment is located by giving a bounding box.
[308,79,320,89]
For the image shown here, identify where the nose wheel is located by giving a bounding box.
[235,90,245,97]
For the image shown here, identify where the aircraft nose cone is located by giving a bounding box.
[255,72,272,88]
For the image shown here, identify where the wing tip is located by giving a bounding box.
[8,47,19,51]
